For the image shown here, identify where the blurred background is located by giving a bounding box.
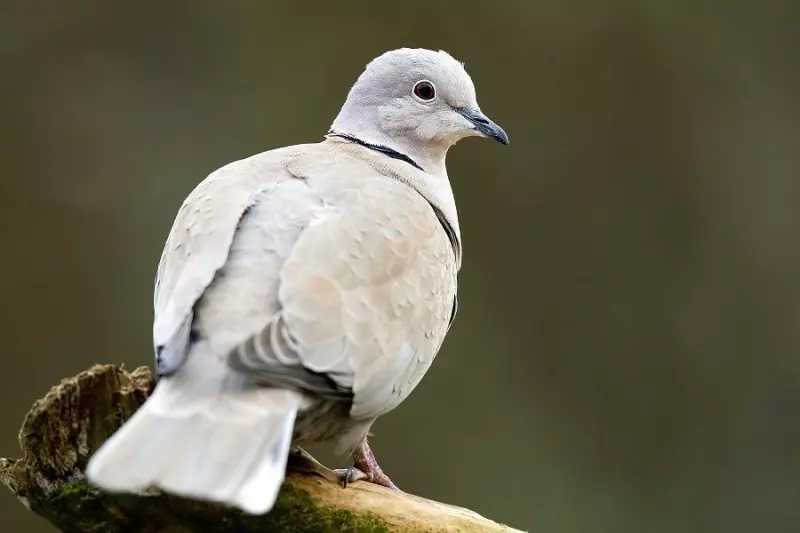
[2,1,799,532]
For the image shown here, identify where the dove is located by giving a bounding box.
[85,47,508,515]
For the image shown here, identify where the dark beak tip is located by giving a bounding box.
[454,107,509,146]
[487,126,509,146]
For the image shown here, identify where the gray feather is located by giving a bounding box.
[228,315,352,401]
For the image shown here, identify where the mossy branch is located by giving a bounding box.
[0,365,524,532]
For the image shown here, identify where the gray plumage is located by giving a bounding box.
[86,48,508,515]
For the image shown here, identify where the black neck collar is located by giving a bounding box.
[328,132,425,172]
[327,132,459,260]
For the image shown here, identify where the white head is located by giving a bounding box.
[329,48,508,176]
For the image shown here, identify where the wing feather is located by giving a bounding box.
[227,162,458,420]
[152,150,293,375]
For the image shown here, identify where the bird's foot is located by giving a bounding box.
[335,439,400,491]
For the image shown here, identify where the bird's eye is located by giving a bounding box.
[413,80,436,101]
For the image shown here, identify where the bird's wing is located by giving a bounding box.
[228,147,459,420]
[152,148,301,376]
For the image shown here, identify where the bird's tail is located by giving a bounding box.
[85,362,302,515]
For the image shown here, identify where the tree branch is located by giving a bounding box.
[1,365,524,532]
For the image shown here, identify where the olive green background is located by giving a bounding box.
[2,2,799,532]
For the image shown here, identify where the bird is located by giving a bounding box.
[85,47,509,515]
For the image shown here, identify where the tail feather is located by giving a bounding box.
[86,379,300,515]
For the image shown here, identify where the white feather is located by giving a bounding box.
[86,347,304,515]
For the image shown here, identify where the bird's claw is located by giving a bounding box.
[333,466,369,488]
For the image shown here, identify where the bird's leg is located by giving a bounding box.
[338,439,400,491]
[288,442,399,491]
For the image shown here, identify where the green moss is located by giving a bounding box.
[46,479,100,504]
[42,480,115,533]
[38,478,391,533]
[261,483,391,532]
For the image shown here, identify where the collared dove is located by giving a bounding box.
[86,48,508,515]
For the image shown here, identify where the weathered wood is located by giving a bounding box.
[0,364,524,532]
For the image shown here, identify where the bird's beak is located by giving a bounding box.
[455,108,509,145]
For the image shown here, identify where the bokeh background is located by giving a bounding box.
[2,1,799,532]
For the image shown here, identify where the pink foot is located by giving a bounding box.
[337,439,399,490]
